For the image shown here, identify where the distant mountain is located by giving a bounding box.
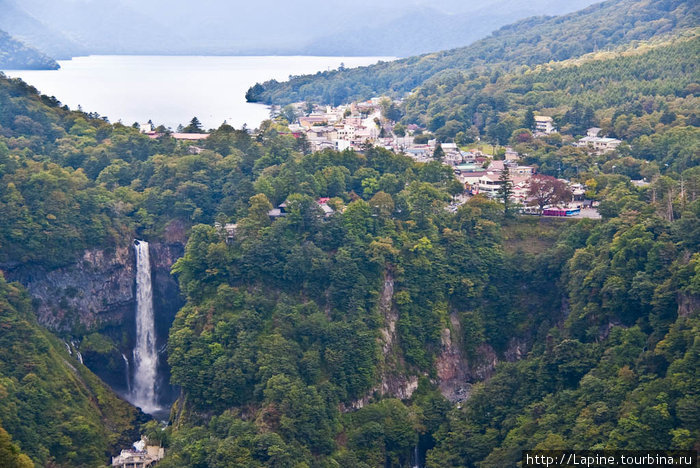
[247,0,699,105]
[0,0,83,59]
[4,0,600,57]
[301,0,599,57]
[0,29,59,70]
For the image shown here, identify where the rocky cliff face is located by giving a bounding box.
[6,245,135,331]
[435,313,500,403]
[3,239,185,407]
[362,270,533,406]
[5,241,184,333]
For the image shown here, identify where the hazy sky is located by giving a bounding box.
[3,0,601,56]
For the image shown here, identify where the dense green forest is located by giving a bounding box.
[246,0,698,106]
[401,32,699,149]
[0,29,58,70]
[0,0,698,465]
[0,272,146,466]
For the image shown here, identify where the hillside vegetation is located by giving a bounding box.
[0,273,145,466]
[401,32,699,171]
[0,29,58,70]
[246,0,698,105]
[0,0,697,464]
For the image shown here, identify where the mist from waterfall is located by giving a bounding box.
[132,240,159,414]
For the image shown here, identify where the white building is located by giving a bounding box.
[534,115,556,135]
[574,128,622,154]
[112,445,164,468]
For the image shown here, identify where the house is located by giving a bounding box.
[298,114,329,128]
[570,183,586,200]
[317,199,335,217]
[268,199,335,220]
[475,173,531,198]
[631,179,650,188]
[112,443,164,468]
[458,170,487,189]
[511,165,534,176]
[334,139,353,151]
[171,133,209,141]
[574,128,622,154]
[336,124,356,140]
[461,151,477,162]
[476,173,503,197]
[534,115,556,135]
[487,160,505,172]
[268,201,288,219]
[443,151,463,166]
[586,127,602,138]
[404,146,431,161]
[224,223,238,239]
[504,147,519,161]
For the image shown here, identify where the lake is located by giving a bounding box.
[3,55,393,130]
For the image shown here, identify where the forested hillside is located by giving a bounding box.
[0,273,146,466]
[0,29,58,70]
[402,32,699,162]
[0,0,698,463]
[246,0,698,105]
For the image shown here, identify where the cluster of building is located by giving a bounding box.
[534,117,622,154]
[285,99,440,155]
[111,440,164,468]
[135,104,610,219]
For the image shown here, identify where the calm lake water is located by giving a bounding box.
[3,55,393,130]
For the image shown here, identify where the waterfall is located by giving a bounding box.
[122,353,132,394]
[132,240,159,414]
[71,340,83,364]
[412,443,421,468]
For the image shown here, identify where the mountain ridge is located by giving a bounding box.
[0,28,59,70]
[247,0,699,105]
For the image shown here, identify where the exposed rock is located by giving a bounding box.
[436,314,471,403]
[4,241,184,333]
[504,336,529,362]
[5,245,136,331]
[3,239,184,409]
[378,273,397,355]
[435,313,499,403]
[677,293,700,317]
[343,271,420,411]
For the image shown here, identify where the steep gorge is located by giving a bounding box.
[2,238,185,411]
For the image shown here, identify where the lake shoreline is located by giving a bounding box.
[3,55,393,130]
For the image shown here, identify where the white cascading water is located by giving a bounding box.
[122,353,132,394]
[132,240,159,414]
[71,340,83,364]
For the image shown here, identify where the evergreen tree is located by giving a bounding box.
[523,108,535,131]
[497,164,514,217]
[433,143,445,161]
[182,116,204,133]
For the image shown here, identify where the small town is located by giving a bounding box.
[143,98,622,218]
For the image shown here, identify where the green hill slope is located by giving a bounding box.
[403,31,699,148]
[0,273,145,466]
[0,10,697,462]
[0,29,58,70]
[246,0,698,105]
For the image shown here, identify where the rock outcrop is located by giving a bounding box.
[3,239,184,408]
[4,241,183,333]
